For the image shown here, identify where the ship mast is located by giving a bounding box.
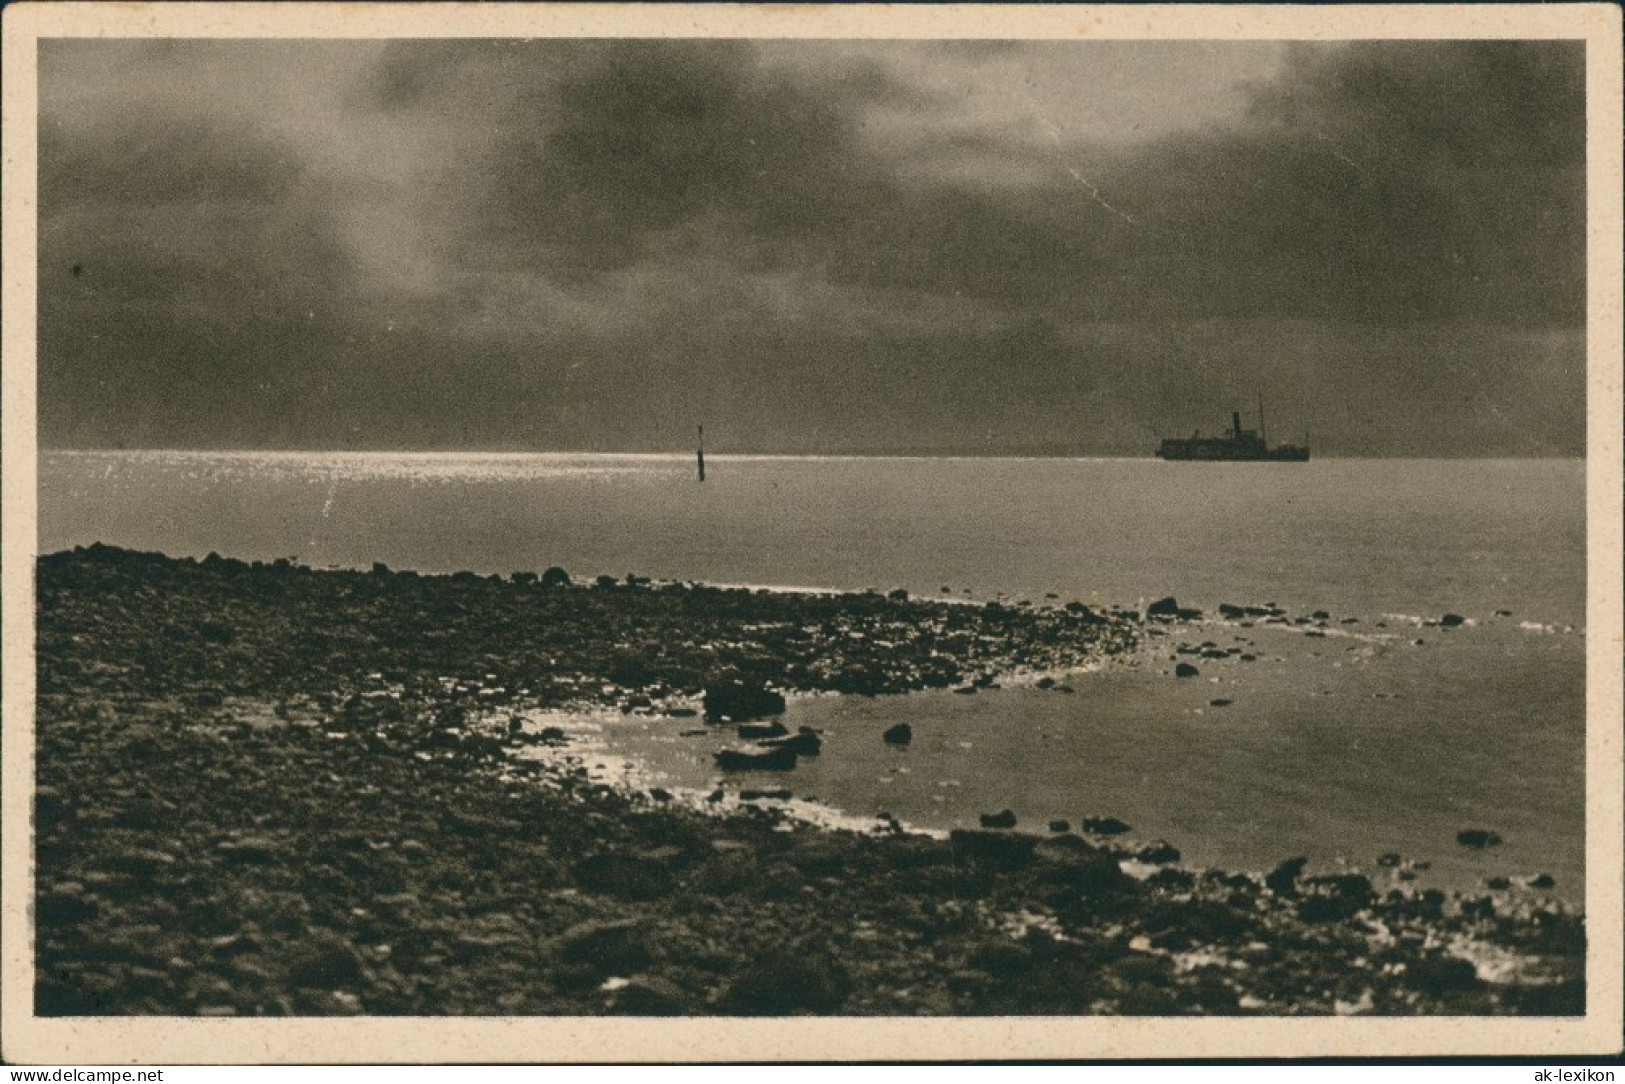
[1258,394,1268,446]
[696,425,706,483]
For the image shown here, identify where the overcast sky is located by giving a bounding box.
[39,38,1585,456]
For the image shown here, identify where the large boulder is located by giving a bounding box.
[882,723,913,746]
[703,679,787,723]
[1146,596,1181,619]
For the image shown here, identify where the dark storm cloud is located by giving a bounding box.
[469,41,913,276]
[448,38,1583,322]
[37,38,1586,455]
[1097,41,1586,326]
[41,116,302,207]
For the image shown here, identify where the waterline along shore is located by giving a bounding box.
[33,545,1583,1016]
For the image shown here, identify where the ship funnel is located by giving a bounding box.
[1232,411,1243,438]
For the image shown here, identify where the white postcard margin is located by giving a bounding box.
[2,2,1620,1064]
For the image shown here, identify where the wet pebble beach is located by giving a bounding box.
[33,545,1584,1016]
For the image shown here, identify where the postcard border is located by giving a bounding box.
[3,2,1620,1064]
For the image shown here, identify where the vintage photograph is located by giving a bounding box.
[4,1,1620,1064]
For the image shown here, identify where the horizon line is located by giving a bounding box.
[37,446,1588,463]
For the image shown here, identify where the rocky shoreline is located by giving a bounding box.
[33,545,1583,1016]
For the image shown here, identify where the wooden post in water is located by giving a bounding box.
[697,425,706,483]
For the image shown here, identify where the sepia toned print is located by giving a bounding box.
[3,2,1620,1064]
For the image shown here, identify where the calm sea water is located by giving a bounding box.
[39,451,1587,898]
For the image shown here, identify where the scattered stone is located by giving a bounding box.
[1456,829,1503,849]
[1405,954,1480,994]
[1265,857,1308,897]
[738,788,792,802]
[1175,663,1200,679]
[30,545,1580,1019]
[1135,841,1181,865]
[713,746,798,772]
[1081,817,1131,836]
[762,728,821,756]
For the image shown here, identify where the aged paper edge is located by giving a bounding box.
[2,2,1620,1064]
